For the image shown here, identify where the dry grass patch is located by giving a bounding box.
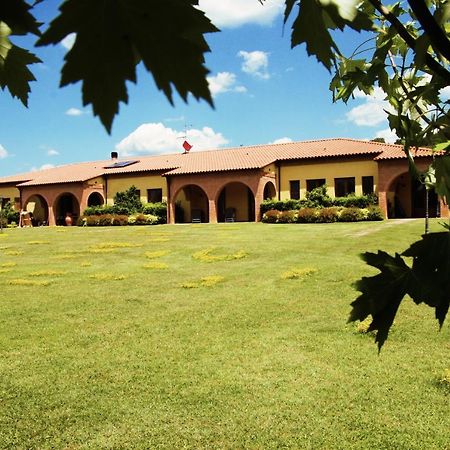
[1,262,16,268]
[89,273,127,281]
[4,250,23,256]
[193,247,247,262]
[145,250,169,259]
[181,275,225,289]
[30,270,67,277]
[143,262,169,270]
[151,238,170,243]
[9,279,51,286]
[0,268,12,274]
[281,267,317,280]
[91,242,142,249]
[54,254,78,260]
[80,262,92,267]
[27,241,49,245]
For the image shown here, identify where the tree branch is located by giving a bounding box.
[407,0,450,62]
[368,0,450,84]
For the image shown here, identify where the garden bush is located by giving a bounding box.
[332,194,377,208]
[142,202,167,223]
[339,207,365,222]
[278,210,297,223]
[366,205,384,221]
[296,208,318,223]
[316,207,340,223]
[262,210,280,223]
[305,185,332,207]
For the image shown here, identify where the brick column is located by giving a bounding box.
[378,191,388,218]
[208,199,217,223]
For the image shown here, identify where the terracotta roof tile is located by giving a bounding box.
[0,138,434,186]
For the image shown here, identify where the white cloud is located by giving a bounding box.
[47,149,60,156]
[270,137,293,144]
[346,87,392,127]
[31,164,55,172]
[439,86,450,101]
[0,144,8,159]
[115,122,229,156]
[207,72,246,97]
[61,33,76,50]
[374,128,398,144]
[238,50,270,79]
[65,107,84,116]
[198,0,283,28]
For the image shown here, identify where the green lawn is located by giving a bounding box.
[0,220,448,449]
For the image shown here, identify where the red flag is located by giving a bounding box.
[182,140,192,152]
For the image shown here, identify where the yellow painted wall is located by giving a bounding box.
[225,183,248,221]
[0,186,20,209]
[85,176,104,187]
[264,163,277,177]
[106,174,167,205]
[279,159,378,199]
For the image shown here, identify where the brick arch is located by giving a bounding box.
[167,170,271,224]
[263,180,277,200]
[53,192,81,225]
[377,158,448,219]
[215,181,256,222]
[172,183,209,223]
[22,194,50,226]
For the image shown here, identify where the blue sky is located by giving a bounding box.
[0,0,397,177]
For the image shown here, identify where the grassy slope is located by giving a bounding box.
[0,220,448,449]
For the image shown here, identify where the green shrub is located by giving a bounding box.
[332,194,377,208]
[317,207,340,223]
[366,205,384,221]
[339,207,365,222]
[296,208,318,223]
[113,185,143,214]
[142,202,167,223]
[131,213,159,225]
[112,215,128,226]
[278,210,297,223]
[306,185,332,207]
[262,210,280,223]
[260,199,300,214]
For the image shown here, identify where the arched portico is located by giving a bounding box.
[377,158,448,219]
[23,194,49,226]
[263,181,276,200]
[167,170,276,224]
[385,172,439,218]
[87,192,105,207]
[216,182,255,222]
[173,184,209,223]
[54,193,80,225]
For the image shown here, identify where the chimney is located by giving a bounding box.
[111,151,118,160]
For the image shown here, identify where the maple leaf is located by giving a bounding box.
[0,21,41,106]
[37,0,218,133]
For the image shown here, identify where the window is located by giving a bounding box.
[289,180,300,200]
[334,177,355,197]
[135,189,141,201]
[147,188,162,203]
[1,197,10,208]
[362,176,374,195]
[306,179,326,192]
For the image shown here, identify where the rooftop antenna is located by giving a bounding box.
[178,120,193,154]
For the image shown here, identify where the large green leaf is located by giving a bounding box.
[0,0,41,35]
[403,232,450,327]
[289,0,339,70]
[350,232,450,350]
[0,21,41,106]
[433,156,450,203]
[349,251,412,350]
[37,0,218,133]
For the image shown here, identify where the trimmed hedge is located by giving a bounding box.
[262,206,383,223]
[82,201,167,225]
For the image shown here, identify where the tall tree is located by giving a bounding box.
[0,0,449,349]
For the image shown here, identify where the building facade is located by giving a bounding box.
[0,138,447,225]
